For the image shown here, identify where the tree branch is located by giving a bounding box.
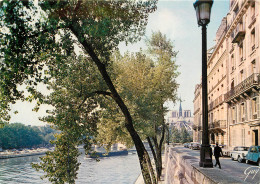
[77,90,112,109]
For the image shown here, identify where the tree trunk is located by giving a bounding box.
[69,25,156,184]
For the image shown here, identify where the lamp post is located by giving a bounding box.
[166,123,170,145]
[193,0,213,168]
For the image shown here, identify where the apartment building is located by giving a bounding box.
[193,0,260,150]
[193,83,202,142]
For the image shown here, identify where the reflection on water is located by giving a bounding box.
[0,150,140,184]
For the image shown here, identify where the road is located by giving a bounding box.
[174,146,260,184]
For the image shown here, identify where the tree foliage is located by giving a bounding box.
[0,1,163,183]
[0,123,45,149]
[170,127,192,144]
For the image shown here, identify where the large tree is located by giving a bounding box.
[0,1,158,183]
[145,31,178,180]
[103,31,179,180]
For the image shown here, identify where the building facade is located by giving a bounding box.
[193,0,260,150]
[193,83,202,143]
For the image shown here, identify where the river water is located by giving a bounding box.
[0,149,141,184]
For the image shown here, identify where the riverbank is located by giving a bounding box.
[0,148,50,159]
[0,151,46,159]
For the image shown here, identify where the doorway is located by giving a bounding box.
[253,130,259,146]
[211,133,215,144]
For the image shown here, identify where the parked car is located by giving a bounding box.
[246,146,260,166]
[183,143,189,148]
[191,142,201,150]
[188,142,199,149]
[230,146,249,162]
[222,145,230,157]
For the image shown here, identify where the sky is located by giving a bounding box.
[9,0,230,126]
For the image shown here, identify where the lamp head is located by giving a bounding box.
[194,0,213,26]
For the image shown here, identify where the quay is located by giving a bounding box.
[0,151,46,159]
[0,148,50,159]
[136,144,259,184]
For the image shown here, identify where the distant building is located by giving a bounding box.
[166,101,193,132]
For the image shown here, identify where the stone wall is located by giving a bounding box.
[165,146,216,184]
[164,145,247,184]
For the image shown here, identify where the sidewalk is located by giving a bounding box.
[165,146,259,184]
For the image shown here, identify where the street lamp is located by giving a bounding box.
[193,0,213,168]
[166,123,170,145]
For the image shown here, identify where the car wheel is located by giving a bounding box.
[246,159,249,164]
[238,156,243,163]
[258,160,260,166]
[231,157,234,161]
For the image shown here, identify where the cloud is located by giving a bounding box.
[147,8,183,39]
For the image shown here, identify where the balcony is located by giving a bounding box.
[231,24,245,43]
[214,98,219,107]
[215,120,227,129]
[225,73,260,102]
[209,123,214,129]
[218,94,224,105]
[209,120,226,133]
[208,101,214,111]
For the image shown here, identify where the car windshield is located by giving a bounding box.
[237,147,249,151]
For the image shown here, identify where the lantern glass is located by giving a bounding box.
[194,0,213,26]
[199,3,211,20]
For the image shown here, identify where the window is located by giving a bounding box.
[251,28,255,51]
[251,1,255,17]
[232,106,236,124]
[240,103,245,121]
[250,147,257,153]
[239,42,243,61]
[251,60,256,74]
[233,4,239,16]
[231,80,235,90]
[240,70,244,83]
[252,98,257,119]
[231,54,235,71]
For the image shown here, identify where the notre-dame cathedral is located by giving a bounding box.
[166,101,193,132]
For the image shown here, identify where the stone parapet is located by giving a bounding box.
[164,145,246,184]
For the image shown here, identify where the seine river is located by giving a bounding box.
[0,149,141,184]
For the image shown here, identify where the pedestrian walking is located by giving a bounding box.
[213,143,223,169]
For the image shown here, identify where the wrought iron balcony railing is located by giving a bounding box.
[225,73,260,102]
[209,120,227,130]
[231,23,245,43]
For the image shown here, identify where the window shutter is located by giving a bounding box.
[257,96,260,118]
[256,1,259,16]
[247,9,250,27]
[243,14,246,30]
[249,98,252,120]
[247,35,250,57]
[238,104,241,122]
[243,40,246,59]
[255,24,259,48]
[245,100,248,121]
[235,105,238,123]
